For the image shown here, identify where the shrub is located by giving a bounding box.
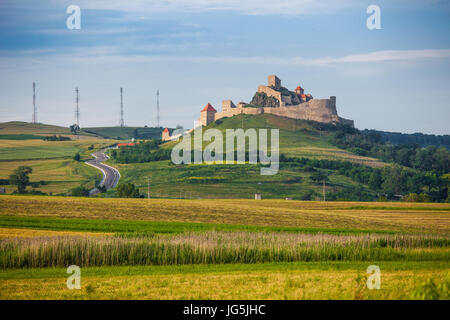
[117,183,141,198]
[71,186,90,197]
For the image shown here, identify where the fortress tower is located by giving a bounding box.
[268,75,281,89]
[162,127,170,141]
[200,103,217,126]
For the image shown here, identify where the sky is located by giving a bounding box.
[0,0,449,134]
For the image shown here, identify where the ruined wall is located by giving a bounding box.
[263,98,340,124]
[215,107,263,121]
[268,75,281,88]
[213,96,353,126]
[222,100,236,112]
[257,85,282,103]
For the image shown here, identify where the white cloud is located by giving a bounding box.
[3,48,450,68]
[53,0,357,16]
[309,49,450,64]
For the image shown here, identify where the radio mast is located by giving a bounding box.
[120,87,124,127]
[156,90,160,128]
[75,87,80,126]
[32,82,37,123]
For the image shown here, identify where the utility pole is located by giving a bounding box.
[156,90,160,128]
[32,82,37,124]
[323,179,326,202]
[120,87,124,127]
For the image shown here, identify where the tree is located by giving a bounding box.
[309,171,328,183]
[73,153,81,161]
[9,166,32,193]
[70,124,80,135]
[368,171,382,190]
[71,186,90,197]
[381,164,408,197]
[117,183,140,198]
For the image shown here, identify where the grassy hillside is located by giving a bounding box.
[163,114,383,166]
[0,122,119,194]
[110,114,387,200]
[0,121,73,135]
[82,126,163,140]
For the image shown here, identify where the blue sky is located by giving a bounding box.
[0,0,449,134]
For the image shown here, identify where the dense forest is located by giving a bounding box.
[362,129,450,148]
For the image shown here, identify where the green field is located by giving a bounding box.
[0,196,448,299]
[1,262,448,300]
[0,122,118,194]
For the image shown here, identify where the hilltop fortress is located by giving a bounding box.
[199,75,354,127]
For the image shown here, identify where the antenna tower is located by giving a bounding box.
[120,87,124,127]
[32,82,37,123]
[156,90,160,128]
[75,87,80,126]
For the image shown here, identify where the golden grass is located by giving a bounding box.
[0,196,449,235]
[0,228,110,238]
[0,268,447,300]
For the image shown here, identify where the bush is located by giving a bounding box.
[43,135,71,141]
[117,183,140,198]
[73,153,81,162]
[402,193,432,203]
[71,186,90,197]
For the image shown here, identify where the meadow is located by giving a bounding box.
[0,122,117,194]
[1,196,449,234]
[0,195,448,299]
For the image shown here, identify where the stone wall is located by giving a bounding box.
[212,96,354,127]
[257,85,282,103]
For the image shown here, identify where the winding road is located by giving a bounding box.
[85,150,120,195]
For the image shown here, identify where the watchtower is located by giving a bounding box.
[268,75,281,89]
[200,103,217,126]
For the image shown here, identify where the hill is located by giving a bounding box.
[0,121,71,136]
[110,113,449,202]
[110,114,388,200]
[82,126,164,140]
[362,129,450,149]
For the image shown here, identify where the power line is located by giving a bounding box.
[120,87,124,127]
[156,89,160,128]
[32,82,37,124]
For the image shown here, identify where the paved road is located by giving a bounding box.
[85,150,120,195]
